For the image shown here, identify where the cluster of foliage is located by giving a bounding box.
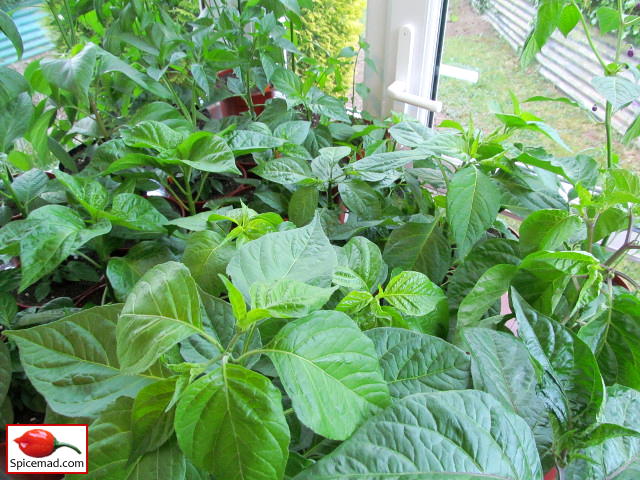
[0,0,638,479]
[295,0,366,95]
[584,0,640,46]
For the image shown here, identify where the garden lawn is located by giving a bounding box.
[436,0,640,173]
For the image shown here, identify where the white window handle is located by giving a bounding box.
[386,25,443,113]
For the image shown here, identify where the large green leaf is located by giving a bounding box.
[19,205,111,291]
[129,378,177,462]
[182,231,235,297]
[457,264,518,329]
[579,294,640,390]
[592,76,640,112]
[566,385,640,480]
[41,44,97,104]
[366,327,470,398]
[227,216,337,300]
[380,271,446,317]
[447,166,501,259]
[0,10,23,59]
[248,279,335,321]
[126,436,186,480]
[175,364,289,480]
[349,150,430,182]
[333,236,387,293]
[0,340,10,404]
[178,132,239,174]
[117,262,204,374]
[382,220,450,284]
[104,193,168,232]
[266,310,390,440]
[121,120,186,151]
[511,290,605,429]
[288,186,318,227]
[5,305,165,418]
[462,328,553,468]
[106,241,178,302]
[0,92,33,151]
[11,169,49,213]
[447,238,522,314]
[54,170,109,217]
[519,209,583,255]
[338,180,381,220]
[252,156,313,185]
[296,390,543,480]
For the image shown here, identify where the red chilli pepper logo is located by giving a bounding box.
[14,429,82,458]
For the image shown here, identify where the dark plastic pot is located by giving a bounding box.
[217,69,275,117]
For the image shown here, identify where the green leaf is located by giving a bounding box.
[129,378,178,462]
[0,92,33,151]
[126,436,186,480]
[117,262,204,374]
[558,3,580,37]
[535,0,564,48]
[0,10,23,58]
[121,120,186,151]
[447,166,500,259]
[0,292,17,327]
[11,169,49,211]
[228,130,286,155]
[297,390,542,479]
[565,385,640,480]
[54,170,108,216]
[578,294,640,390]
[623,113,640,145]
[447,238,521,314]
[219,275,248,328]
[19,206,111,291]
[388,121,434,147]
[227,216,337,300]
[0,340,11,404]
[380,271,446,317]
[458,264,518,329]
[106,241,178,302]
[382,220,450,284]
[519,209,583,255]
[182,231,235,297]
[252,156,313,185]
[68,396,136,479]
[271,66,303,96]
[511,290,605,429]
[104,194,168,232]
[338,179,381,221]
[178,132,239,174]
[5,305,164,418]
[335,290,374,316]
[596,6,620,34]
[349,150,430,181]
[592,76,640,112]
[307,88,350,121]
[367,327,471,398]
[41,44,97,105]
[289,186,318,227]
[266,310,390,440]
[333,236,387,293]
[175,364,289,480]
[462,328,553,468]
[250,279,335,319]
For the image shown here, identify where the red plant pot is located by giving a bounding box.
[217,69,275,117]
[544,467,557,480]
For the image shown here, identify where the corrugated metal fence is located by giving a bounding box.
[0,2,53,66]
[482,0,639,134]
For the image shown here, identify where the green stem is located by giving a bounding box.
[194,173,210,203]
[163,79,192,123]
[435,156,451,188]
[75,251,103,270]
[200,331,226,354]
[54,440,81,455]
[571,0,609,72]
[44,0,72,49]
[234,348,264,365]
[616,0,625,64]
[160,180,189,213]
[191,81,198,131]
[182,167,196,216]
[89,96,109,140]
[241,324,257,357]
[62,0,76,46]
[200,352,226,370]
[605,101,614,169]
[226,331,242,353]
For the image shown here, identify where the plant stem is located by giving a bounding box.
[604,210,636,267]
[182,167,196,216]
[200,331,226,353]
[613,270,640,290]
[571,0,609,71]
[75,251,103,270]
[234,348,264,364]
[45,0,72,49]
[160,180,189,213]
[435,156,451,188]
[62,0,76,47]
[241,324,257,357]
[89,96,109,140]
[226,331,242,353]
[194,173,210,203]
[605,101,614,169]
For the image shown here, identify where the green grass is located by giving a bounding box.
[437,0,640,173]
